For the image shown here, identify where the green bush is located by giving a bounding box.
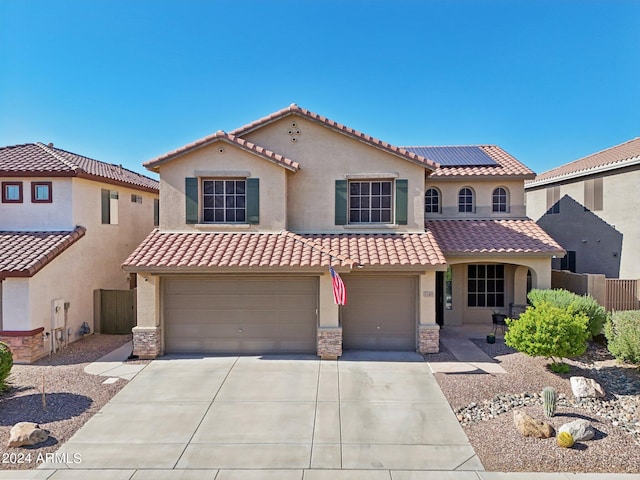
[527,288,608,339]
[0,342,13,392]
[604,310,640,364]
[505,301,589,370]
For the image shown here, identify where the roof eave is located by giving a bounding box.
[525,155,640,189]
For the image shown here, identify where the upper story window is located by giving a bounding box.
[492,187,508,212]
[2,182,23,203]
[185,177,259,225]
[31,182,52,203]
[349,180,392,223]
[202,179,246,223]
[101,189,119,225]
[458,187,474,213]
[425,187,440,214]
[546,185,560,214]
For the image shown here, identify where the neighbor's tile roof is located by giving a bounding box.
[415,145,535,178]
[228,104,439,170]
[0,143,159,192]
[425,219,564,255]
[527,137,640,186]
[144,131,300,172]
[122,230,446,271]
[0,227,86,279]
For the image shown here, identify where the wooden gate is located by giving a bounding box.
[605,279,639,311]
[99,289,136,334]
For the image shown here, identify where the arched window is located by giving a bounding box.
[425,187,440,214]
[492,187,508,212]
[458,187,474,213]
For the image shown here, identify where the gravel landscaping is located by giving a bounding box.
[430,337,640,473]
[0,334,147,470]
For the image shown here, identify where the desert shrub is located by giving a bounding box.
[527,288,608,339]
[505,301,589,371]
[0,342,13,391]
[604,310,640,364]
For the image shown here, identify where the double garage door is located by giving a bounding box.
[163,275,417,354]
[164,276,318,354]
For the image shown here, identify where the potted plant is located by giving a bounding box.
[486,332,496,344]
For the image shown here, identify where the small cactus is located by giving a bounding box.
[557,431,574,448]
[542,386,557,418]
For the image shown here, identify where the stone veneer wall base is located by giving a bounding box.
[0,329,47,364]
[132,326,162,359]
[418,324,440,354]
[317,327,342,360]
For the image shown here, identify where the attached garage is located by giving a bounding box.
[341,276,417,350]
[163,276,318,354]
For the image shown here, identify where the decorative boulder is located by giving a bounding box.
[570,376,605,399]
[7,422,49,447]
[513,409,554,438]
[559,419,596,442]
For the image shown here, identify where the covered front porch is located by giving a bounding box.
[437,257,553,328]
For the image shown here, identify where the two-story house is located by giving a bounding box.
[525,137,640,279]
[123,104,562,359]
[0,142,159,362]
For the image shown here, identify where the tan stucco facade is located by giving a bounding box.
[1,176,158,362]
[526,167,640,278]
[426,178,527,220]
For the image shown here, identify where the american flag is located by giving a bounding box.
[329,266,346,305]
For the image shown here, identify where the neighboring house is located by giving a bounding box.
[525,137,640,279]
[123,104,563,359]
[0,143,159,363]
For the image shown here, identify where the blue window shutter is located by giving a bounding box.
[395,179,408,225]
[335,180,347,225]
[185,177,198,224]
[247,178,260,224]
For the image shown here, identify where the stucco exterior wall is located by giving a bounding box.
[0,177,74,230]
[2,177,157,349]
[525,167,640,278]
[426,178,526,219]
[156,143,287,232]
[243,116,428,233]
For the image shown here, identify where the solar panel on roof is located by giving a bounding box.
[403,146,498,167]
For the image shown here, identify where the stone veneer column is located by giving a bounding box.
[417,271,440,354]
[418,324,440,354]
[317,327,342,360]
[317,273,342,359]
[132,273,162,359]
[0,328,47,364]
[132,326,161,359]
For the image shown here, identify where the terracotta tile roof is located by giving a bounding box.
[0,143,159,193]
[122,230,446,271]
[526,137,640,186]
[425,219,564,255]
[413,145,535,178]
[144,131,300,172]
[0,227,86,279]
[229,104,439,170]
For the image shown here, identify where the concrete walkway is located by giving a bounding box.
[428,326,508,375]
[83,341,145,381]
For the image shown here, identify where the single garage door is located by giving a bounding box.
[164,276,317,354]
[342,276,416,350]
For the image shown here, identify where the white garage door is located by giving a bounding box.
[164,276,317,354]
[342,276,417,350]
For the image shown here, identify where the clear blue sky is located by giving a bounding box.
[1,0,638,177]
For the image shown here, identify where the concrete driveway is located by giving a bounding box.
[41,351,482,476]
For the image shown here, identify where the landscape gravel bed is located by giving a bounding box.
[431,338,640,473]
[0,334,147,470]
